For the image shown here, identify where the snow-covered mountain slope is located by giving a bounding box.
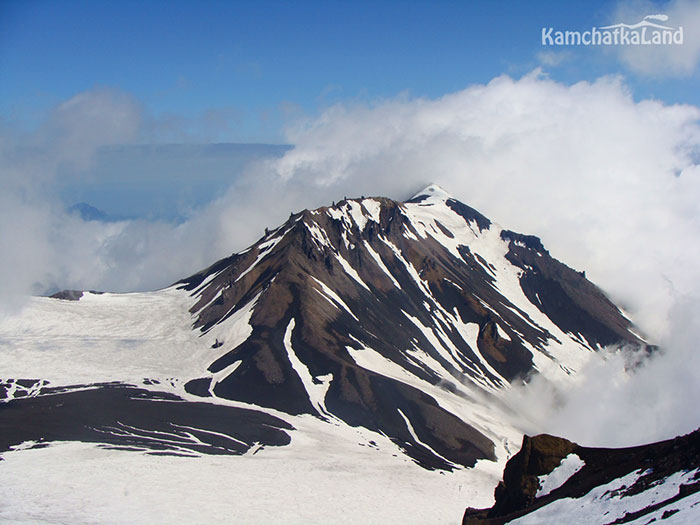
[0,288,209,385]
[0,184,649,523]
[174,183,644,469]
[0,292,506,523]
[463,428,700,524]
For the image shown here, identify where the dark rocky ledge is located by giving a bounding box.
[0,382,294,457]
[49,289,84,301]
[463,428,700,524]
[48,290,105,301]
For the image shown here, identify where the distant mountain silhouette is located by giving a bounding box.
[67,202,130,222]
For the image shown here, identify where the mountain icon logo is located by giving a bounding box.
[600,13,675,31]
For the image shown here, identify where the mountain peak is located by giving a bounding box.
[170,185,646,472]
[408,183,453,202]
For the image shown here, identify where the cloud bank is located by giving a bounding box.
[0,89,141,307]
[505,295,700,448]
[611,0,700,77]
[2,74,699,446]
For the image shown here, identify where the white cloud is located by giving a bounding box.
[0,89,141,310]
[611,0,700,77]
[0,89,282,309]
[536,50,571,67]
[505,295,700,447]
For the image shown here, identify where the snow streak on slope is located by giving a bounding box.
[311,276,359,321]
[284,318,333,417]
[363,240,401,289]
[203,293,259,391]
[335,252,371,291]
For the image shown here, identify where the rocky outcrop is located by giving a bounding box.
[490,434,577,516]
[49,289,105,301]
[464,429,700,524]
[49,289,84,301]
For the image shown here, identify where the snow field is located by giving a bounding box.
[0,413,504,525]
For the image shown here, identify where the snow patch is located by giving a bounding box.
[363,241,401,289]
[335,254,371,292]
[311,277,359,322]
[362,199,382,223]
[514,468,700,525]
[283,318,332,418]
[536,453,585,497]
[306,221,332,249]
[347,200,368,231]
[496,323,511,341]
[397,408,455,468]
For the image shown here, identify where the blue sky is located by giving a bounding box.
[2,0,698,144]
[3,0,699,221]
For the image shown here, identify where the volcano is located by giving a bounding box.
[0,184,650,522]
[174,183,645,469]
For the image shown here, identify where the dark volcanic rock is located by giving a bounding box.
[446,198,492,232]
[49,290,84,301]
[502,233,636,349]
[490,434,577,516]
[0,383,293,457]
[464,429,700,524]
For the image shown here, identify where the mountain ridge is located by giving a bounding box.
[171,184,646,469]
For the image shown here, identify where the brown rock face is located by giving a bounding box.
[464,429,700,524]
[490,434,577,516]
